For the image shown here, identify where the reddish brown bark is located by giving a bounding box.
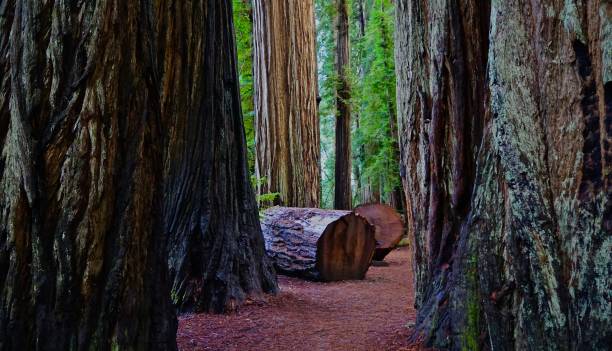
[0,1,176,349]
[354,204,404,261]
[253,0,321,207]
[334,0,352,210]
[0,1,277,349]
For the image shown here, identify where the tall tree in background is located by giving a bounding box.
[395,0,610,349]
[253,0,321,207]
[162,0,278,314]
[351,0,369,204]
[0,0,176,349]
[316,0,401,210]
[351,0,400,208]
[233,0,257,174]
[376,0,402,211]
[315,0,338,209]
[334,0,352,210]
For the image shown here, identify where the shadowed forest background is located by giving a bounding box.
[0,0,610,350]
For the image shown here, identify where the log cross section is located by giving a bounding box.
[262,207,376,281]
[354,204,404,260]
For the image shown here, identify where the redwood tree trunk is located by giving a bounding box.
[1,0,277,348]
[378,1,403,213]
[352,0,366,205]
[253,0,321,207]
[0,0,8,154]
[0,0,176,349]
[334,0,352,210]
[162,0,278,314]
[395,0,610,350]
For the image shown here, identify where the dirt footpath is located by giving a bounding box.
[177,247,417,351]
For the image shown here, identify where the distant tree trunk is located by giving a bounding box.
[252,0,321,207]
[353,116,363,204]
[378,1,403,213]
[161,0,278,314]
[395,0,611,350]
[0,1,176,350]
[352,0,366,205]
[334,0,352,210]
[362,180,381,204]
[356,0,366,37]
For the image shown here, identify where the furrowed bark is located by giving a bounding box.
[1,0,279,347]
[395,0,611,349]
[161,0,278,314]
[0,0,176,349]
[334,0,352,210]
[253,0,321,207]
[0,0,9,159]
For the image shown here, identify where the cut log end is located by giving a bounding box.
[354,204,404,261]
[316,213,377,281]
[262,207,376,281]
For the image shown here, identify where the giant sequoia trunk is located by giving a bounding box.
[0,0,176,349]
[253,0,321,207]
[334,0,353,210]
[162,0,278,314]
[395,0,611,349]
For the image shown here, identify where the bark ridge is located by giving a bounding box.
[395,0,611,349]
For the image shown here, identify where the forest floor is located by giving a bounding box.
[177,247,420,351]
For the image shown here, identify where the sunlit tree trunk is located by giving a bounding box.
[0,1,176,349]
[252,0,321,207]
[334,0,352,210]
[395,0,611,349]
[162,0,278,314]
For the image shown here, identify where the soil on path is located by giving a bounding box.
[177,247,417,351]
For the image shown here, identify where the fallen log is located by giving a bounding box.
[261,207,376,281]
[354,204,404,260]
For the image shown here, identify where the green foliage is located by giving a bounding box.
[257,192,281,205]
[316,0,400,208]
[396,236,411,247]
[316,0,339,208]
[233,0,256,173]
[352,0,399,205]
[250,175,280,211]
[233,0,401,209]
